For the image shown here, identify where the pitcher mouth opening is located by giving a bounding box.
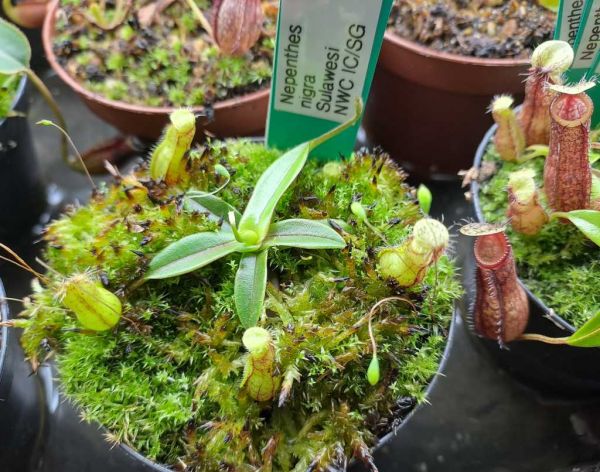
[474,232,510,270]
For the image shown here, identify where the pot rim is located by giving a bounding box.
[0,280,9,386]
[470,124,576,334]
[384,31,530,68]
[42,0,271,117]
[116,308,460,470]
[0,75,28,129]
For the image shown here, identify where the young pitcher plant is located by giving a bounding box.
[146,99,363,328]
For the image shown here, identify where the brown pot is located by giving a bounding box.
[42,0,270,141]
[3,0,49,28]
[363,32,528,180]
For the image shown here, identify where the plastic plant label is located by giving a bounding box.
[570,0,600,71]
[554,0,586,46]
[266,0,393,161]
[585,52,600,124]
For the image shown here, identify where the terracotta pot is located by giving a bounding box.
[465,124,600,399]
[363,32,528,180]
[42,0,270,141]
[2,0,49,28]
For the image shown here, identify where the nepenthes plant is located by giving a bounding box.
[468,39,600,348]
[1,102,460,470]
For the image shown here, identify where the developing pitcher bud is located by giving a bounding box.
[507,169,548,235]
[212,0,264,56]
[367,355,380,386]
[544,83,594,212]
[520,41,574,146]
[241,327,280,402]
[530,40,574,79]
[150,109,196,185]
[322,162,343,180]
[491,95,525,162]
[60,274,122,331]
[377,218,449,287]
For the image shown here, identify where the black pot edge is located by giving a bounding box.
[469,124,576,335]
[0,75,28,129]
[115,309,460,470]
[0,279,9,391]
[40,307,459,471]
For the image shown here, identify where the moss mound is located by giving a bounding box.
[19,141,459,470]
[53,0,275,107]
[478,145,600,328]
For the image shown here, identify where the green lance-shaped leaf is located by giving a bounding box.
[237,98,363,244]
[185,192,242,226]
[236,144,311,245]
[552,210,600,247]
[235,250,268,328]
[262,219,346,249]
[0,18,69,163]
[565,312,600,347]
[0,17,31,74]
[146,232,244,279]
[591,174,600,202]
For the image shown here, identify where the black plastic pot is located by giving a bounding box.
[36,311,459,471]
[0,278,46,471]
[467,124,600,399]
[0,76,46,243]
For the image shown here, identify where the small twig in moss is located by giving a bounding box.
[0,243,47,282]
[182,0,213,38]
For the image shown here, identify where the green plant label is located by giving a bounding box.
[554,0,586,46]
[586,50,600,124]
[570,0,600,70]
[266,0,393,161]
[562,0,600,123]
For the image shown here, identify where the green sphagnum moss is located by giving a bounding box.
[479,145,600,328]
[19,141,460,470]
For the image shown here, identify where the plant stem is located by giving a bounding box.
[549,211,569,221]
[24,69,70,166]
[517,333,569,344]
[183,0,213,37]
[308,98,363,151]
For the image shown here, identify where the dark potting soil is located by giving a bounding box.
[389,0,555,59]
[52,0,276,108]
